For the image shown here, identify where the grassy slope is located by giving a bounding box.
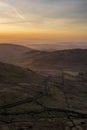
[0,62,86,114]
[0,62,45,107]
[22,49,87,72]
[0,62,87,129]
[0,61,43,84]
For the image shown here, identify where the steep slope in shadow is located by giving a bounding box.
[0,61,45,98]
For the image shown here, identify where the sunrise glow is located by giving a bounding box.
[0,0,87,42]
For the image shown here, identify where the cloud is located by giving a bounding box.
[0,1,26,23]
[0,0,87,31]
[7,0,86,26]
[1,0,87,22]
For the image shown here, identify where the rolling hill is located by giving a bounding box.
[0,44,87,73]
[21,49,87,73]
[0,44,32,64]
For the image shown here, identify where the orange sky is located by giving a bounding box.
[0,31,87,41]
[0,0,87,42]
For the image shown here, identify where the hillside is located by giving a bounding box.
[0,44,32,64]
[22,49,87,73]
[0,44,87,73]
[0,62,87,129]
[0,62,45,97]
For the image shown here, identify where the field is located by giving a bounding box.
[0,62,87,130]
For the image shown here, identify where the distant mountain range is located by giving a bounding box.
[0,44,87,73]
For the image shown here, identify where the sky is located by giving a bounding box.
[0,0,87,43]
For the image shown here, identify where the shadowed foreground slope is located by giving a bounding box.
[0,62,87,129]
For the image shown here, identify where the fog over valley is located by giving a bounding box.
[0,40,87,51]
